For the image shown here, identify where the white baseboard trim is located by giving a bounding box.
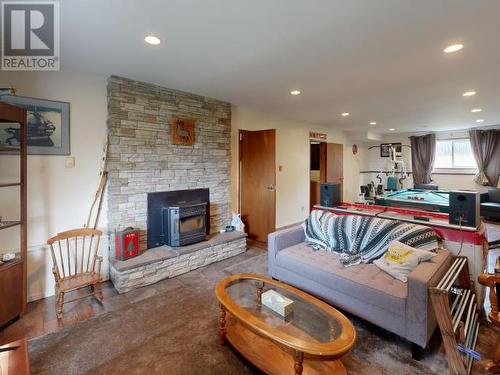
[28,291,54,303]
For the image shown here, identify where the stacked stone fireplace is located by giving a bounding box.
[107,76,246,293]
[107,76,232,249]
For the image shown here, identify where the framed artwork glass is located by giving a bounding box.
[380,143,402,158]
[0,95,70,155]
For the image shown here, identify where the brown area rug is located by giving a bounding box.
[28,252,492,374]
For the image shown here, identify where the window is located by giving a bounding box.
[434,139,477,169]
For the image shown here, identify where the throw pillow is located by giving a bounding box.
[373,240,436,282]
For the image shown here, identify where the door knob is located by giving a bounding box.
[267,185,276,192]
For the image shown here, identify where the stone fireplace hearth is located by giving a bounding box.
[110,231,246,293]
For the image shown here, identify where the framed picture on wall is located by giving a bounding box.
[0,95,70,155]
[380,143,402,157]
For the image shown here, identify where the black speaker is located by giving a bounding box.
[320,183,341,208]
[449,191,480,228]
[360,185,370,198]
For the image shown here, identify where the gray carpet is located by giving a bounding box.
[223,252,268,276]
[28,250,492,374]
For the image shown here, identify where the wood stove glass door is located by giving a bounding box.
[180,215,205,232]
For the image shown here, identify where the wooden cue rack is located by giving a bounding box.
[0,102,28,327]
[430,256,480,375]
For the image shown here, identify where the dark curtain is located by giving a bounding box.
[409,134,436,185]
[469,129,500,186]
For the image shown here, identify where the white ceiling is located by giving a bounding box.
[61,0,500,134]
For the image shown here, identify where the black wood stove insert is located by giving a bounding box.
[147,188,209,248]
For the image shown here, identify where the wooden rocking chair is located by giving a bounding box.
[47,228,104,319]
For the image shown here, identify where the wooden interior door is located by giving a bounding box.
[239,129,276,244]
[326,143,344,200]
[319,142,327,183]
[309,142,327,209]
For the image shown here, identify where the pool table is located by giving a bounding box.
[375,189,450,213]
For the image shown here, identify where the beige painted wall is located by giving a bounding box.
[231,106,360,228]
[0,71,108,301]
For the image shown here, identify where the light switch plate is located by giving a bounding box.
[65,156,75,168]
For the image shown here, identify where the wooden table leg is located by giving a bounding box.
[256,282,264,305]
[294,351,304,375]
[483,334,500,373]
[219,304,227,345]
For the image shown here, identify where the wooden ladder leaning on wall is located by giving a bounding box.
[84,141,108,229]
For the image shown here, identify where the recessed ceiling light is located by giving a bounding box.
[471,108,482,113]
[388,128,395,131]
[341,112,350,117]
[444,44,464,53]
[476,119,484,123]
[462,90,476,97]
[369,121,377,125]
[290,90,301,95]
[144,35,161,45]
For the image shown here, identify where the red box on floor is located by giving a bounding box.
[115,227,139,260]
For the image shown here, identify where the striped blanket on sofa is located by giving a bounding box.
[304,210,439,266]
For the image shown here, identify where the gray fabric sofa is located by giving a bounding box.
[268,226,452,349]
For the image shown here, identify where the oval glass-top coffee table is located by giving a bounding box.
[215,273,356,375]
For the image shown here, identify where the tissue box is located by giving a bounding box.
[261,289,294,317]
